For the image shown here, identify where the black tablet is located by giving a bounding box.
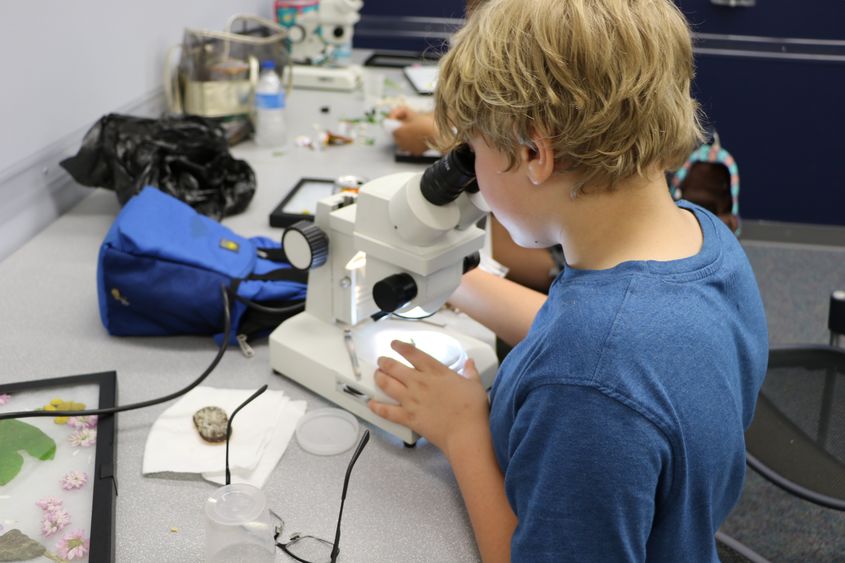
[395,149,442,165]
[269,177,337,228]
[363,50,440,68]
[402,65,439,95]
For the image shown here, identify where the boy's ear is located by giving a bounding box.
[522,135,555,186]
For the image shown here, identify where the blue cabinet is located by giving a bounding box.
[356,0,845,225]
[678,0,845,226]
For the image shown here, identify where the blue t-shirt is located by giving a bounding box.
[489,202,768,562]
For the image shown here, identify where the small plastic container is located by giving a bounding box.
[254,60,287,148]
[362,71,384,112]
[205,483,275,563]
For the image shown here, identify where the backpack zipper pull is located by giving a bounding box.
[236,334,255,358]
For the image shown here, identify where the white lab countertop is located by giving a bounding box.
[0,64,484,562]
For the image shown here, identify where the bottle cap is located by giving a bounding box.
[260,60,276,70]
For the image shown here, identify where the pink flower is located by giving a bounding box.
[68,428,96,447]
[61,470,88,490]
[56,529,90,560]
[41,509,71,537]
[36,497,64,512]
[0,394,11,405]
[67,415,98,429]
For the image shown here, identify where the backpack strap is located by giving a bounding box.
[252,245,309,283]
[671,134,741,236]
[256,247,288,263]
[247,268,308,284]
[228,276,305,338]
[224,244,308,342]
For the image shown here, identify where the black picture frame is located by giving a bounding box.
[0,371,117,562]
[269,177,338,228]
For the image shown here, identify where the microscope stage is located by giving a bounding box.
[269,312,498,444]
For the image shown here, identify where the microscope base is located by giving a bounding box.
[269,311,498,445]
[284,64,362,91]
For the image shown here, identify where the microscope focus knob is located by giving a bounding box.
[282,221,329,270]
[373,273,418,313]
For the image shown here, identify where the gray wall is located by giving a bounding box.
[0,0,272,262]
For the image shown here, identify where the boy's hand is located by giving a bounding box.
[368,339,490,458]
[386,106,436,156]
[387,106,413,121]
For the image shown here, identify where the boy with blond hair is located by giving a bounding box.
[368,0,768,560]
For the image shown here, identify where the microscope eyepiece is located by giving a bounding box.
[420,144,478,206]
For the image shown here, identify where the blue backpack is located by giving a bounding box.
[97,187,307,344]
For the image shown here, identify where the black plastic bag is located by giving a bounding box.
[60,113,256,219]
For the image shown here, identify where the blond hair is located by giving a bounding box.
[434,0,705,193]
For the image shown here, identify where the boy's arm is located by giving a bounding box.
[449,268,547,347]
[369,342,517,562]
[446,426,517,563]
[387,106,436,155]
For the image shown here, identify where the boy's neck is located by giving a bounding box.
[556,173,703,271]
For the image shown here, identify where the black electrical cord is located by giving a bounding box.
[0,284,233,422]
[233,294,305,316]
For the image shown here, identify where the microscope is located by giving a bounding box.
[269,146,499,444]
[276,0,364,91]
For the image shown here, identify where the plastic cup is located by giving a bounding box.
[362,72,385,111]
[205,483,275,563]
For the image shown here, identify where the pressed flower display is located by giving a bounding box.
[0,372,116,562]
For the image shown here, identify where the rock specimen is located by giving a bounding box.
[192,406,229,443]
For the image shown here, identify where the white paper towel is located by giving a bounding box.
[143,386,305,487]
[202,396,306,487]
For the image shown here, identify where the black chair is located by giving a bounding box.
[715,531,772,563]
[744,291,845,511]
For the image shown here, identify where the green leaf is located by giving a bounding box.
[0,529,47,561]
[0,420,57,486]
[0,453,22,488]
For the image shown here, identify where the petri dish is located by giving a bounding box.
[295,408,360,456]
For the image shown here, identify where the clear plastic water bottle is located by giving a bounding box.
[253,60,286,147]
[333,41,353,67]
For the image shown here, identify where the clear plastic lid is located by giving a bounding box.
[205,483,267,525]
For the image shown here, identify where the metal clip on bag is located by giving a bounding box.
[97,187,307,343]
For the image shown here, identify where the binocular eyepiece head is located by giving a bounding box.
[419,144,478,206]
